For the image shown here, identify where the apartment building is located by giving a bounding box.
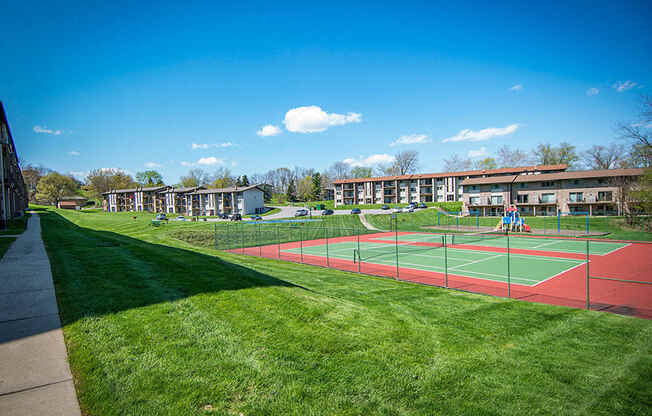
[0,102,28,227]
[461,168,645,216]
[333,165,567,207]
[103,184,265,215]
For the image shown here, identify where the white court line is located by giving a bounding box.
[532,240,564,249]
[599,243,631,256]
[532,261,588,287]
[448,254,503,272]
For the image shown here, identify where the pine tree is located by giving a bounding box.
[286,179,297,202]
[311,172,321,200]
[241,175,250,186]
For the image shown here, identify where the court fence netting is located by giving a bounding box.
[208,221,652,319]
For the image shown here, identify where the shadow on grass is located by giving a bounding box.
[9,210,307,343]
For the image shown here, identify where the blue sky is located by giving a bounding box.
[2,1,650,183]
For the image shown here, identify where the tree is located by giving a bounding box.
[136,170,164,186]
[240,175,250,186]
[36,172,78,205]
[86,168,136,199]
[472,157,497,170]
[532,142,579,167]
[350,167,373,178]
[392,150,419,175]
[22,164,50,202]
[328,162,351,180]
[618,95,651,168]
[296,175,313,201]
[496,145,531,168]
[443,154,472,172]
[311,172,322,200]
[581,144,625,170]
[286,178,297,202]
[212,167,234,188]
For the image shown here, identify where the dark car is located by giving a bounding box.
[322,209,334,215]
[418,202,427,209]
[381,205,390,210]
[230,213,242,221]
[351,208,361,214]
[250,215,262,221]
[155,213,168,221]
[218,213,229,219]
[409,202,417,207]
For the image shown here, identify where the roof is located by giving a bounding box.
[333,164,568,184]
[461,168,645,186]
[158,186,205,194]
[59,196,88,201]
[101,185,168,195]
[193,184,264,194]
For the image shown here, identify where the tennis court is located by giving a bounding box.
[282,240,585,286]
[370,232,629,255]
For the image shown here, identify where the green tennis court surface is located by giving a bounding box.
[283,241,586,286]
[371,233,628,255]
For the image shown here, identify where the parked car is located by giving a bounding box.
[409,202,417,207]
[155,213,168,221]
[392,207,402,213]
[322,209,334,215]
[403,206,414,213]
[418,202,427,209]
[176,215,185,221]
[381,205,390,210]
[295,209,309,217]
[351,208,361,214]
[230,213,242,221]
[250,215,262,221]
[218,213,229,219]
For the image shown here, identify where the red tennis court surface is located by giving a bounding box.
[227,231,652,319]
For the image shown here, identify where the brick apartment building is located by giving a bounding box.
[333,165,567,207]
[461,168,645,216]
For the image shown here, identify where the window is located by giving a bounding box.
[572,179,582,185]
[519,183,528,189]
[540,193,555,203]
[598,191,612,202]
[569,192,583,202]
[469,196,480,205]
[491,195,503,205]
[491,184,502,191]
[516,194,529,203]
[447,195,455,201]
[541,181,554,187]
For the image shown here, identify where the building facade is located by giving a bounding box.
[103,185,266,216]
[0,102,28,226]
[461,168,644,216]
[333,165,567,207]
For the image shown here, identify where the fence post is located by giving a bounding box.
[557,211,560,233]
[300,226,303,263]
[395,215,399,280]
[507,233,511,298]
[277,225,280,260]
[437,212,440,226]
[357,228,361,273]
[586,213,589,234]
[325,226,329,267]
[477,214,479,230]
[444,235,448,288]
[214,223,217,250]
[258,223,261,257]
[586,240,590,310]
[241,225,245,254]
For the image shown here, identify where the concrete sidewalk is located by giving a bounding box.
[0,213,81,416]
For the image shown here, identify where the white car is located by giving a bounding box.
[392,207,402,213]
[403,206,414,213]
[294,209,309,217]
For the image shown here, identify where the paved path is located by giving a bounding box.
[0,214,81,416]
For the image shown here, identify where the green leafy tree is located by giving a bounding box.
[36,172,78,205]
[350,167,372,178]
[136,170,164,186]
[286,178,297,202]
[472,157,497,170]
[311,172,322,200]
[240,175,250,186]
[533,142,579,167]
[86,168,136,199]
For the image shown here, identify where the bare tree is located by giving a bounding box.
[618,95,651,168]
[581,144,625,170]
[328,162,351,180]
[443,154,472,172]
[390,150,419,175]
[496,145,531,168]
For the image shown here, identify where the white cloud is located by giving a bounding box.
[442,124,519,143]
[181,157,224,167]
[68,171,86,179]
[191,142,234,149]
[586,87,599,96]
[390,134,430,147]
[33,125,61,135]
[613,80,637,92]
[68,151,80,156]
[510,84,523,92]
[283,105,361,133]
[343,154,395,167]
[256,125,282,137]
[231,161,239,167]
[145,162,162,168]
[468,147,488,158]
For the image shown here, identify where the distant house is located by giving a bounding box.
[57,196,88,210]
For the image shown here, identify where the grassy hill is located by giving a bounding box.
[38,207,652,415]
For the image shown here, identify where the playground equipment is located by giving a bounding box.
[496,205,531,233]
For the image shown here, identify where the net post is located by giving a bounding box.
[444,235,448,288]
[357,228,361,273]
[507,233,511,298]
[586,239,590,310]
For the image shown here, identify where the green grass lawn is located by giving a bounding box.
[0,214,30,235]
[0,237,16,259]
[40,207,652,415]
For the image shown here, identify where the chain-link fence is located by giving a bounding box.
[209,221,652,319]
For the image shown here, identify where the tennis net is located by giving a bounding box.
[355,240,444,263]
[452,231,506,246]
